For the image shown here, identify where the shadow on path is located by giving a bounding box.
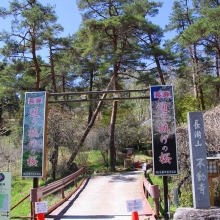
[45,178,91,220]
[45,171,152,220]
[108,171,141,183]
[45,214,151,219]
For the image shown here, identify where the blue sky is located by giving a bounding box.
[0,0,176,60]
[0,0,175,37]
[0,0,82,35]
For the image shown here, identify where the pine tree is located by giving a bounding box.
[76,0,163,171]
[166,0,206,110]
[179,0,220,106]
[0,0,63,91]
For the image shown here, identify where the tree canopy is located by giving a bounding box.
[1,0,220,176]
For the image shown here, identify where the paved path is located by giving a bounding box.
[45,171,155,220]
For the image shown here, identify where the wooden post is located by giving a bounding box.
[151,184,160,219]
[33,178,38,220]
[31,201,34,220]
[154,197,160,219]
[209,177,214,206]
[145,184,148,199]
[61,188,65,199]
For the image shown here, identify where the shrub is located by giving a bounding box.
[179,185,193,207]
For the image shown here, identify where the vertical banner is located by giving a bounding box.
[150,85,178,176]
[0,172,11,220]
[187,112,210,209]
[21,92,48,178]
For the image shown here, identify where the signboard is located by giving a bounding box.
[21,92,48,178]
[35,201,48,214]
[173,188,179,207]
[150,85,178,176]
[126,199,143,212]
[188,112,210,209]
[142,163,147,171]
[0,172,11,220]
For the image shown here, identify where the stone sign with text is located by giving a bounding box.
[188,112,210,209]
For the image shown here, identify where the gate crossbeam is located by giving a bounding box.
[48,89,150,103]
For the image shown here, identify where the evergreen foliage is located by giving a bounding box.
[0,0,220,179]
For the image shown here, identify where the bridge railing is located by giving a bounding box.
[143,177,160,218]
[11,166,87,219]
[37,166,86,199]
[30,166,87,217]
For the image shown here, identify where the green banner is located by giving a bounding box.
[21,92,47,178]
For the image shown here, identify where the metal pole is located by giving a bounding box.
[163,176,168,213]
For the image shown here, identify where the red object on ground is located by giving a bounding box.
[136,161,140,168]
[132,211,139,220]
[37,213,45,220]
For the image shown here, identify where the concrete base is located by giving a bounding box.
[174,207,220,220]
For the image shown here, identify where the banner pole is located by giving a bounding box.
[33,178,39,220]
[163,176,168,213]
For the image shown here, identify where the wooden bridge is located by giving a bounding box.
[11,168,160,220]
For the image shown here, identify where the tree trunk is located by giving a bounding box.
[31,36,40,91]
[62,73,66,99]
[109,60,119,172]
[185,0,199,101]
[187,45,198,99]
[198,84,205,110]
[88,70,94,124]
[49,44,57,97]
[193,44,205,110]
[109,100,117,171]
[148,34,166,85]
[155,57,166,85]
[50,141,59,180]
[66,76,114,171]
[215,54,220,105]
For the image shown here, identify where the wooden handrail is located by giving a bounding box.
[11,166,87,219]
[143,178,160,218]
[11,194,30,211]
[31,167,86,201]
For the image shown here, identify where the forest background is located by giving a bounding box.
[0,0,220,196]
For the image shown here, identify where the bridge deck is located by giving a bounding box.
[45,170,155,220]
